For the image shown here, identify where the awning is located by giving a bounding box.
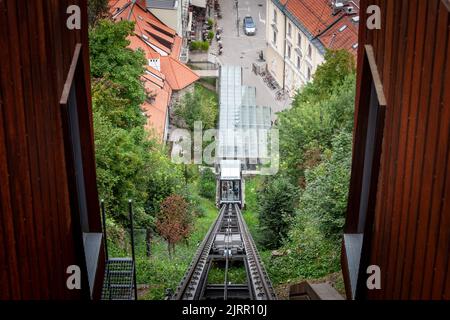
[191,0,207,8]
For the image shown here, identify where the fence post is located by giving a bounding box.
[128,200,138,300]
[100,199,109,262]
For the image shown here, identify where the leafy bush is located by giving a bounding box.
[200,41,210,51]
[190,40,209,51]
[296,131,353,239]
[253,50,356,286]
[257,176,299,249]
[156,195,191,258]
[277,50,356,185]
[88,0,108,25]
[198,168,216,201]
[90,20,187,230]
[190,41,201,51]
[89,20,147,110]
[174,84,218,131]
[207,31,214,41]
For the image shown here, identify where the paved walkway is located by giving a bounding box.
[213,0,292,119]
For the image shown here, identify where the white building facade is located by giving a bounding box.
[265,0,359,96]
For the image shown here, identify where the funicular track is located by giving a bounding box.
[172,204,276,300]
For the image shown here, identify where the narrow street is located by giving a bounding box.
[215,0,292,116]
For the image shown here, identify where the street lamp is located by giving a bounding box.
[235,0,239,36]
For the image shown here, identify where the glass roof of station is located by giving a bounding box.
[218,65,272,162]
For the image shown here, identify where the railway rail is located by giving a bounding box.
[171,204,276,300]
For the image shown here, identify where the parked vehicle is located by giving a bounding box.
[243,15,256,35]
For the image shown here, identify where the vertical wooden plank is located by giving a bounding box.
[17,0,51,298]
[414,2,449,299]
[391,0,428,298]
[381,0,411,299]
[3,0,38,299]
[43,0,75,298]
[430,24,450,301]
[370,0,399,299]
[0,94,12,300]
[389,0,420,299]
[0,0,21,300]
[401,0,440,299]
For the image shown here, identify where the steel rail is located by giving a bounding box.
[173,203,276,300]
[235,204,277,300]
[172,204,228,300]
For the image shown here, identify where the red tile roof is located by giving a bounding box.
[141,81,172,142]
[160,56,200,91]
[319,17,358,54]
[285,0,342,36]
[127,34,160,59]
[108,0,199,141]
[280,0,359,56]
[170,35,182,59]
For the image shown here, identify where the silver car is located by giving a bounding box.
[243,15,256,35]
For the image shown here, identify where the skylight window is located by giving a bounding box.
[339,25,348,32]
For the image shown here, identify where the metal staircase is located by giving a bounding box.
[100,201,138,300]
[101,258,135,300]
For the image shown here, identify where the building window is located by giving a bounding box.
[341,46,387,299]
[297,56,301,70]
[297,32,302,46]
[307,67,311,81]
[287,23,292,37]
[287,44,291,59]
[308,44,312,59]
[273,31,277,46]
[273,9,277,23]
[60,44,104,297]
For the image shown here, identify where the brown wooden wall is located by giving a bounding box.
[344,0,450,300]
[0,0,103,299]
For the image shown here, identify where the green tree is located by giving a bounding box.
[145,146,186,214]
[90,20,185,231]
[174,84,218,131]
[277,50,356,184]
[88,0,108,25]
[156,195,192,258]
[92,103,151,227]
[89,20,147,112]
[295,49,356,102]
[294,131,353,240]
[198,168,216,201]
[256,50,357,283]
[257,176,299,249]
